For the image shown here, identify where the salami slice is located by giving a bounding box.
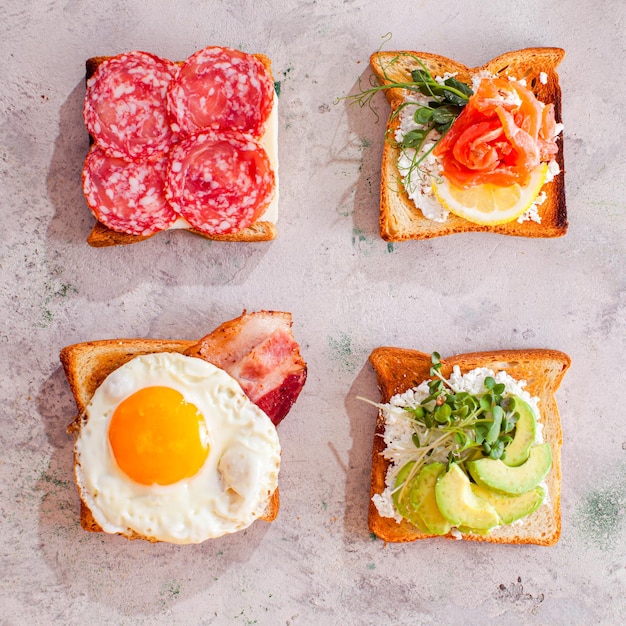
[167,46,274,138]
[165,131,275,235]
[82,146,179,235]
[84,51,179,162]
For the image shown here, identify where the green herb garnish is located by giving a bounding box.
[341,40,474,189]
[342,48,473,121]
[390,353,522,493]
[391,67,473,185]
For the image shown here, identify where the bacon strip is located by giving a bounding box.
[184,311,307,425]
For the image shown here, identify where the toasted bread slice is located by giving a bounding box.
[369,48,566,240]
[84,53,277,247]
[368,347,570,545]
[60,336,280,541]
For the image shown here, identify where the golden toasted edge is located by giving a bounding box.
[369,48,566,241]
[367,347,570,545]
[86,221,277,247]
[60,336,280,540]
[84,52,277,248]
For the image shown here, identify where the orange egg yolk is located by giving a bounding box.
[108,386,209,486]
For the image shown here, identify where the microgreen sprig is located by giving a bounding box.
[388,68,473,185]
[391,353,522,492]
[343,51,473,121]
[340,41,474,190]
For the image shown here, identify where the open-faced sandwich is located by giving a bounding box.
[60,311,306,544]
[367,347,570,545]
[356,46,566,240]
[82,46,279,246]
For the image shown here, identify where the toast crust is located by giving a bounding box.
[84,52,277,247]
[369,48,567,241]
[60,336,280,542]
[368,347,570,545]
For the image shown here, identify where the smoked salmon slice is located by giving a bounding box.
[434,77,558,189]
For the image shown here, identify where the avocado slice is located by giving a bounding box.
[393,462,429,532]
[409,462,451,535]
[502,396,537,467]
[471,484,546,524]
[457,526,491,535]
[467,443,552,495]
[435,463,500,530]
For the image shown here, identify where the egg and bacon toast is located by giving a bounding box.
[367,347,570,545]
[60,311,306,544]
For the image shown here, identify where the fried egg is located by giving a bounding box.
[74,352,281,544]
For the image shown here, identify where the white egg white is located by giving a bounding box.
[75,352,281,544]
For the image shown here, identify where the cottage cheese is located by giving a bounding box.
[395,102,447,222]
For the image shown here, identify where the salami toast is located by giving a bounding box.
[83,50,279,247]
[368,47,567,240]
[367,347,570,545]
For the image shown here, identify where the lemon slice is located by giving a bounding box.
[432,163,548,225]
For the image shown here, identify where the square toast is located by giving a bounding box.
[369,47,567,240]
[368,347,570,545]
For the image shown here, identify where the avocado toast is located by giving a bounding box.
[367,348,570,545]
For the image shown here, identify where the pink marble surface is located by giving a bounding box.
[1,0,624,623]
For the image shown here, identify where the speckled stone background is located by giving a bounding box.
[1,0,624,624]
